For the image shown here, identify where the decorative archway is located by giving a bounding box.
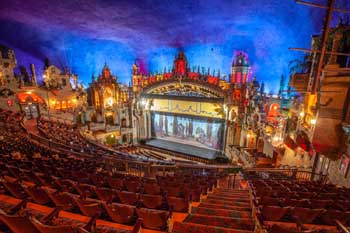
[16,92,45,119]
[141,79,227,98]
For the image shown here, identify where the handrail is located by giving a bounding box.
[336,220,350,233]
[244,167,328,183]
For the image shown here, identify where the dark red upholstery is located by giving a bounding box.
[103,203,136,224]
[107,177,124,190]
[116,191,139,206]
[136,208,169,230]
[31,217,75,233]
[140,194,163,209]
[261,206,290,221]
[25,186,51,205]
[143,183,161,195]
[0,209,39,233]
[94,187,116,202]
[47,191,76,211]
[320,210,350,226]
[74,198,102,217]
[167,197,189,213]
[292,207,324,224]
[124,181,140,193]
[3,181,27,199]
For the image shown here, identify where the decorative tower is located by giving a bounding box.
[173,50,188,77]
[132,63,142,93]
[230,52,250,85]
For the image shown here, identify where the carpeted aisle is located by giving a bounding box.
[172,175,254,233]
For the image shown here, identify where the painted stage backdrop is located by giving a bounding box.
[151,112,224,151]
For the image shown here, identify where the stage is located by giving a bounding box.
[145,138,223,160]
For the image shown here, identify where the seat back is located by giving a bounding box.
[136,208,169,230]
[26,186,51,205]
[0,212,39,233]
[3,181,27,199]
[103,203,135,224]
[140,194,163,209]
[117,191,139,206]
[143,183,161,195]
[74,198,102,217]
[261,206,290,221]
[94,187,115,202]
[167,197,189,212]
[47,192,75,211]
[30,217,75,233]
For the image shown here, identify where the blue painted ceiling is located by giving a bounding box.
[0,0,349,93]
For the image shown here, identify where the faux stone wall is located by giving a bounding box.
[327,159,350,188]
[278,147,314,169]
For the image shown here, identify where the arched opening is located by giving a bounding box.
[121,118,127,128]
[17,92,44,119]
[122,134,128,143]
[105,113,114,125]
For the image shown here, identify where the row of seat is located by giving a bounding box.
[248,175,348,232]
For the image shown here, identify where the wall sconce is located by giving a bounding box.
[310,118,316,125]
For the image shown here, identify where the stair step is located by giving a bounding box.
[185,214,254,230]
[172,221,253,233]
[203,199,251,207]
[199,202,251,211]
[208,195,250,200]
[191,206,251,219]
[206,197,250,204]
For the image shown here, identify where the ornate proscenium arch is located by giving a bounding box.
[140,79,228,98]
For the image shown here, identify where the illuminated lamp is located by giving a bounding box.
[310,118,316,125]
[26,91,32,95]
[273,105,278,110]
[247,133,251,138]
[299,112,305,117]
[273,136,279,142]
[107,98,113,106]
[6,99,13,107]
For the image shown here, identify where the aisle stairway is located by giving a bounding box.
[172,175,255,233]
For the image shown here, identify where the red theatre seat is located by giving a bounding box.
[116,191,139,206]
[103,202,136,224]
[136,208,169,230]
[140,194,163,209]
